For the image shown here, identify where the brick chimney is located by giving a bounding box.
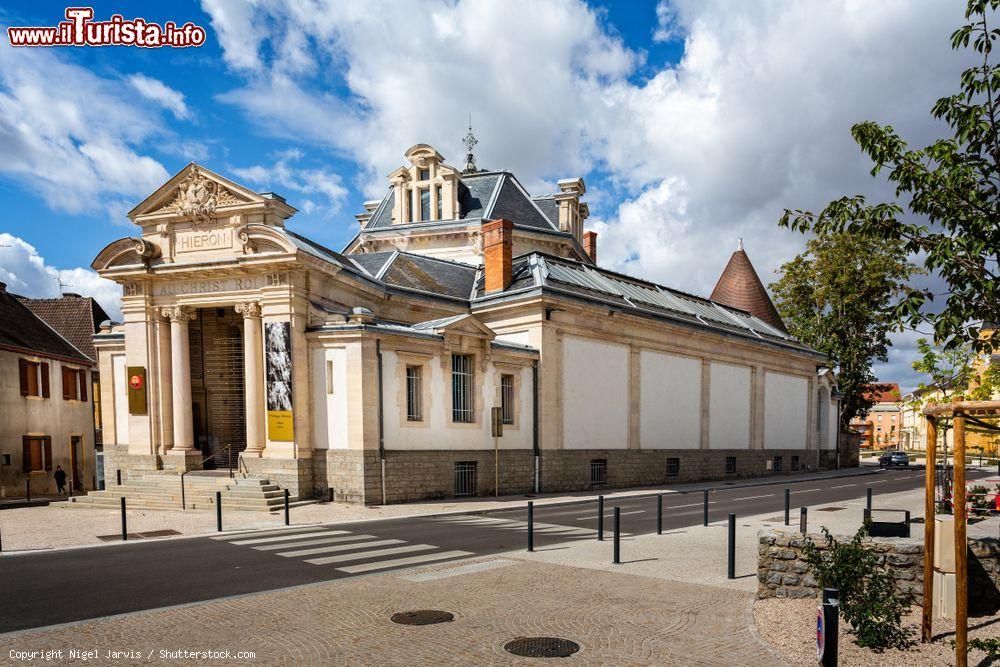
[583,231,598,264]
[483,218,514,293]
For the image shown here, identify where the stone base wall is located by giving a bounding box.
[817,450,838,470]
[240,456,313,500]
[539,449,817,493]
[379,449,535,504]
[100,445,159,486]
[757,529,1000,613]
[312,450,382,505]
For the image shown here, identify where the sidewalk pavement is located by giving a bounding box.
[0,465,889,553]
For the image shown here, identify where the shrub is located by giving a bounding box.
[802,525,912,650]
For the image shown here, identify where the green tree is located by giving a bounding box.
[770,232,917,430]
[780,0,1000,354]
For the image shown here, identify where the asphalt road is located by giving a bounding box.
[0,466,986,634]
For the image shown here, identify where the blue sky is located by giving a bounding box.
[0,1,973,390]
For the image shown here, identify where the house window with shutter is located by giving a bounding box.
[22,435,51,472]
[61,367,88,401]
[18,359,49,398]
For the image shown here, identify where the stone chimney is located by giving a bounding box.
[583,231,598,264]
[355,200,381,228]
[483,219,514,293]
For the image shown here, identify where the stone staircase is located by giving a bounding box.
[53,471,307,513]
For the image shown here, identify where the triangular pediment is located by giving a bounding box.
[128,163,264,221]
[412,313,495,339]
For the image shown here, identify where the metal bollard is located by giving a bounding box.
[703,488,709,526]
[25,479,30,503]
[866,487,872,512]
[784,488,790,526]
[800,506,808,534]
[121,496,127,541]
[328,487,334,503]
[728,513,736,579]
[527,501,534,552]
[216,491,222,532]
[0,526,3,553]
[613,506,621,564]
[117,469,122,486]
[820,587,840,666]
[284,489,290,526]
[656,494,663,535]
[597,495,604,541]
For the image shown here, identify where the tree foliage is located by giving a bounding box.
[770,232,916,429]
[780,0,1000,354]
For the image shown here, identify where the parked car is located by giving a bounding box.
[879,450,909,468]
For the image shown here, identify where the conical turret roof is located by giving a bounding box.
[710,241,786,332]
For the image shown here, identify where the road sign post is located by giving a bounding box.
[492,407,503,497]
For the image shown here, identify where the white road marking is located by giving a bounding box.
[337,550,472,574]
[400,559,518,582]
[228,530,346,546]
[253,534,377,551]
[795,488,822,493]
[277,538,403,558]
[305,544,435,566]
[830,484,855,489]
[732,494,774,501]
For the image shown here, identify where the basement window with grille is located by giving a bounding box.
[791,455,800,471]
[590,459,608,486]
[454,461,477,496]
[725,456,736,474]
[773,456,783,472]
[666,458,680,478]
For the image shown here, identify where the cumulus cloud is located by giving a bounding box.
[230,150,349,216]
[0,233,122,321]
[0,41,170,216]
[128,73,191,120]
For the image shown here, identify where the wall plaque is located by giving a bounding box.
[265,321,294,441]
[127,366,148,415]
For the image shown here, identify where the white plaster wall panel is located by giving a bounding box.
[562,336,629,449]
[639,350,701,449]
[709,362,751,449]
[382,351,532,451]
[827,402,839,450]
[311,347,348,450]
[113,354,129,445]
[496,330,531,347]
[764,372,808,449]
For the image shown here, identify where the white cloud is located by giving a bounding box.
[128,73,191,120]
[0,41,170,216]
[0,233,122,321]
[230,151,349,215]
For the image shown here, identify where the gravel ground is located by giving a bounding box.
[754,597,1000,666]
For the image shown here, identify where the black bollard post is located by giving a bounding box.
[820,588,840,667]
[284,489,290,526]
[527,501,534,552]
[784,488,790,526]
[216,491,222,532]
[25,479,30,503]
[597,495,604,541]
[800,506,808,534]
[0,526,3,553]
[703,488,709,526]
[120,496,127,541]
[328,487,334,503]
[117,469,122,486]
[656,494,663,535]
[727,513,736,579]
[866,487,872,512]
[613,506,621,565]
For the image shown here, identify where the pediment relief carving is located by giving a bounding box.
[151,167,247,223]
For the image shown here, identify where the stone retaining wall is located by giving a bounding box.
[757,529,1000,613]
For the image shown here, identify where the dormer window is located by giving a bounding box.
[388,144,462,224]
[419,168,430,181]
[419,188,431,221]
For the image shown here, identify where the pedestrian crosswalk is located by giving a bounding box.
[212,527,472,573]
[432,514,629,537]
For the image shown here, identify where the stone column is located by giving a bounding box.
[162,306,196,451]
[236,302,265,456]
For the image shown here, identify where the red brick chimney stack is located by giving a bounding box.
[584,231,598,264]
[483,218,514,293]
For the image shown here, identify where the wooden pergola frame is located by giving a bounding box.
[921,400,1000,667]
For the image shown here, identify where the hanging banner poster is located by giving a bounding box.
[265,321,294,441]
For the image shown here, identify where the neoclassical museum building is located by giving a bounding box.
[88,143,842,504]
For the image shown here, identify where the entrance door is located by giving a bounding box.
[69,436,82,493]
[192,308,247,469]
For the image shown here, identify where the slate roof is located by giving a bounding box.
[0,286,92,364]
[710,248,786,332]
[363,251,477,299]
[16,294,110,362]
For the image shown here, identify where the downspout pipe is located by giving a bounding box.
[532,360,540,494]
[376,339,386,504]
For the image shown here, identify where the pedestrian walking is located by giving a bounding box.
[54,465,67,495]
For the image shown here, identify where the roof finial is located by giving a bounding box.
[737,237,744,251]
[462,113,478,173]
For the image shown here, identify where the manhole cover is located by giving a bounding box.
[390,610,454,626]
[504,637,580,658]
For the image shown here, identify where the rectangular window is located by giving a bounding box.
[725,456,736,474]
[773,456,783,472]
[406,365,423,421]
[419,168,430,181]
[325,360,334,395]
[419,187,430,221]
[451,354,474,423]
[0,453,10,466]
[454,461,477,496]
[666,458,680,477]
[791,455,800,471]
[19,359,49,397]
[500,374,515,424]
[436,187,443,219]
[590,459,608,486]
[22,435,51,473]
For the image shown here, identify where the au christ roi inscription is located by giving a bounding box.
[157,277,260,296]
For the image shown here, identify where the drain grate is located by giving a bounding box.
[504,637,580,658]
[818,507,846,512]
[390,610,454,626]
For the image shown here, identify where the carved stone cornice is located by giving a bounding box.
[160,305,197,323]
[234,301,262,319]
